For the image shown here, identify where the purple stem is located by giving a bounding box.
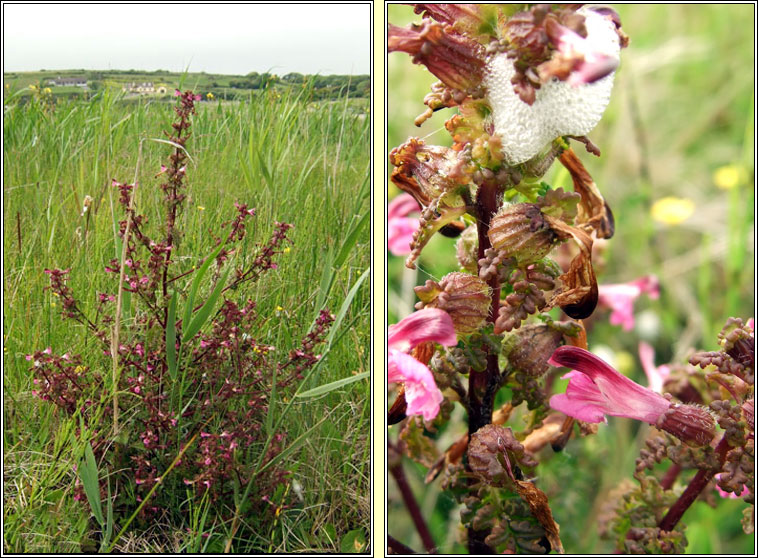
[388,534,416,554]
[389,461,437,553]
[658,435,730,532]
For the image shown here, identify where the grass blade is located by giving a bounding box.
[294,371,368,398]
[326,267,369,346]
[183,241,227,329]
[166,290,178,380]
[182,267,230,343]
[334,209,369,269]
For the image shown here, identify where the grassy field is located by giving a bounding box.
[388,4,754,554]
[3,84,370,552]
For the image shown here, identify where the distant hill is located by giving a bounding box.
[3,69,370,101]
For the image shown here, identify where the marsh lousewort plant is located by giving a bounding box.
[30,91,333,548]
[388,5,753,554]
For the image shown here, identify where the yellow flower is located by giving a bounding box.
[712,164,746,190]
[651,197,695,225]
[206,92,214,100]
[275,305,284,312]
[283,246,290,254]
[197,205,205,211]
[43,87,52,94]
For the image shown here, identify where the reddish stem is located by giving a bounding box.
[388,534,416,554]
[658,435,731,532]
[389,461,437,553]
[659,463,682,491]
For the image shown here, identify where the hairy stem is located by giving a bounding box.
[466,178,502,555]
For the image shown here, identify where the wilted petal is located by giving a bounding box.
[388,349,444,421]
[388,20,486,93]
[389,138,470,207]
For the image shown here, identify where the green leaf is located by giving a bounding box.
[183,241,227,330]
[166,290,178,380]
[340,529,367,554]
[295,371,368,398]
[327,267,369,346]
[79,442,104,526]
[182,267,230,343]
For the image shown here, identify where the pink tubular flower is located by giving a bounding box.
[597,275,660,331]
[549,346,715,446]
[388,194,421,256]
[388,308,457,421]
[638,342,671,394]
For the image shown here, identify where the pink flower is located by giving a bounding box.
[597,275,659,331]
[549,346,715,446]
[388,308,457,421]
[387,194,420,256]
[638,342,671,394]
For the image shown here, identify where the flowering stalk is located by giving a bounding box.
[388,4,631,553]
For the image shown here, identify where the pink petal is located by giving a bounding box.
[549,371,609,423]
[638,342,670,394]
[388,349,443,421]
[388,308,457,352]
[388,193,420,221]
[388,216,419,256]
[549,346,670,424]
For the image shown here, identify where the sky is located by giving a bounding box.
[2,2,371,76]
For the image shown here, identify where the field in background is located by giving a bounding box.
[388,4,754,554]
[4,69,370,102]
[3,84,370,552]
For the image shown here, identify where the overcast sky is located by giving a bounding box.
[2,3,371,76]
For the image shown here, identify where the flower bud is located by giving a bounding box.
[468,424,536,484]
[488,203,559,265]
[415,272,490,336]
[503,324,564,377]
[656,403,716,447]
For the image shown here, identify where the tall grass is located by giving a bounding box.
[3,85,370,552]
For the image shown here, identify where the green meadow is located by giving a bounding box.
[3,84,370,552]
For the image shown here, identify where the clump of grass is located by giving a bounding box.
[22,90,337,552]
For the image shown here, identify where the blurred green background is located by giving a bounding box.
[387,4,755,554]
